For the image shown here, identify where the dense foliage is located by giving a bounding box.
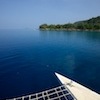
[39,16,100,31]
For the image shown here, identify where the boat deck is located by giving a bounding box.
[8,72,100,100]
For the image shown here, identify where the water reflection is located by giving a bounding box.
[0,30,100,99]
[39,30,100,92]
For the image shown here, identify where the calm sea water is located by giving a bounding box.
[0,29,100,99]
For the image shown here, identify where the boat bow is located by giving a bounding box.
[55,72,100,100]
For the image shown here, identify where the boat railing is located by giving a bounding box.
[8,84,77,100]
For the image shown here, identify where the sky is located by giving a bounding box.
[0,0,100,29]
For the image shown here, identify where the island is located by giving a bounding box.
[39,16,100,31]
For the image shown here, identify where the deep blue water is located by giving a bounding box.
[0,29,100,99]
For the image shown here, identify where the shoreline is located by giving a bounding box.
[39,29,100,32]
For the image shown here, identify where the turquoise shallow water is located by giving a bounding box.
[0,29,100,99]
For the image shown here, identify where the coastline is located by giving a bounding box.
[39,16,100,32]
[39,28,100,32]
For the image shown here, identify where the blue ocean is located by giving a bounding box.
[0,29,100,99]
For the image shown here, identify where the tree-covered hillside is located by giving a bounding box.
[39,16,100,31]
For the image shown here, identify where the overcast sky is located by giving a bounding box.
[0,0,100,29]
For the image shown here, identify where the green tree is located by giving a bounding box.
[39,24,48,29]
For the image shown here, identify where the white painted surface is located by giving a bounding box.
[55,72,100,100]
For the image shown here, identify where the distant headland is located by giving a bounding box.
[39,16,100,31]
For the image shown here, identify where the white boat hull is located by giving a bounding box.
[55,72,100,100]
